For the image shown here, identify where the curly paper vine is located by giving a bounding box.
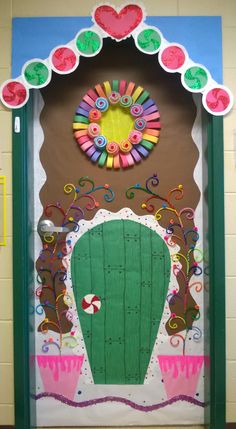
[36,176,115,347]
[126,173,202,352]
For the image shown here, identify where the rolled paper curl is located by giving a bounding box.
[128,130,143,144]
[94,135,107,150]
[109,91,121,104]
[120,94,133,108]
[88,122,101,138]
[106,141,120,156]
[89,108,102,122]
[134,117,147,131]
[120,139,132,153]
[95,97,109,112]
[130,103,144,117]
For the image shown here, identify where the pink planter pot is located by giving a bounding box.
[158,355,209,399]
[37,355,84,400]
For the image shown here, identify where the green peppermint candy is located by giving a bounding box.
[184,66,208,90]
[24,61,49,86]
[137,28,161,53]
[76,31,101,55]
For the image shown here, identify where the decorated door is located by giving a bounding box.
[5,4,231,429]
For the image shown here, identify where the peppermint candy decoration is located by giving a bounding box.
[81,294,101,314]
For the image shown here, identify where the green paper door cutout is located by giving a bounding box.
[71,219,171,384]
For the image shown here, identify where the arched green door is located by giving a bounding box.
[71,219,171,384]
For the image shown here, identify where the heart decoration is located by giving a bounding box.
[94,5,144,40]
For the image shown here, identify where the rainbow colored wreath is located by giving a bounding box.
[73,80,161,169]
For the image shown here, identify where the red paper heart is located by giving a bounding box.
[94,5,143,40]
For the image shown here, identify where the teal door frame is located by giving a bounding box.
[12,99,225,428]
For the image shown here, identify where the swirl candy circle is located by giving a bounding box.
[50,46,78,74]
[23,60,51,88]
[203,86,232,115]
[76,30,102,56]
[130,103,144,117]
[136,27,162,54]
[95,97,109,111]
[182,66,209,92]
[106,141,120,155]
[1,80,29,108]
[160,45,187,72]
[73,80,161,169]
[81,294,101,314]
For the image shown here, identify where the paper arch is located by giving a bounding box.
[0,3,233,115]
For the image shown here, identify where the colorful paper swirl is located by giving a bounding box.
[88,123,100,138]
[95,97,109,112]
[106,142,120,155]
[89,108,102,122]
[94,135,107,150]
[109,91,121,104]
[120,95,133,107]
[134,118,147,130]
[129,130,143,144]
[130,103,144,117]
[119,140,132,153]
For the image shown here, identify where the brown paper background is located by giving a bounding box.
[38,38,200,334]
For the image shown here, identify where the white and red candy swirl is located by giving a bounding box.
[81,294,101,314]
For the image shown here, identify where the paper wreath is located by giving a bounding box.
[0,2,233,116]
[73,80,161,169]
